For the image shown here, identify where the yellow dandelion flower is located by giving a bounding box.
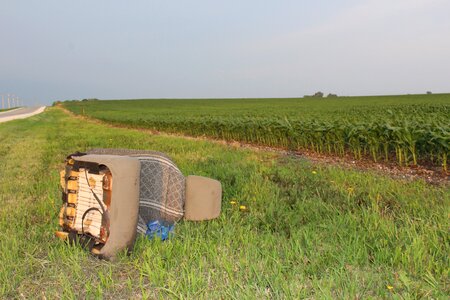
[230,201,237,205]
[387,285,394,290]
[239,205,247,211]
[312,171,317,174]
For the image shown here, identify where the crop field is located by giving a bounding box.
[0,107,448,298]
[63,94,450,172]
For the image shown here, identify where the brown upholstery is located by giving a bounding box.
[184,175,222,221]
[73,155,140,259]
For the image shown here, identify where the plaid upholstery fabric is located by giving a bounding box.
[87,149,185,235]
[87,148,170,160]
[136,157,185,234]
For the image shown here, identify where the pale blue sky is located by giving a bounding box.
[1,0,449,105]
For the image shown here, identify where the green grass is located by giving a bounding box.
[62,94,450,170]
[0,108,449,299]
[0,107,18,113]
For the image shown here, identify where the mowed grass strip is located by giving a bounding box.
[0,107,18,113]
[0,108,448,299]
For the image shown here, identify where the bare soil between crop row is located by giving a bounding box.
[58,106,449,186]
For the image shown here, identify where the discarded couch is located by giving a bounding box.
[56,148,222,259]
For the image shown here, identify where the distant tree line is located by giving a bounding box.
[52,98,100,106]
[304,91,338,98]
[304,91,435,98]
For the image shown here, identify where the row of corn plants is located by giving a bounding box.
[63,100,450,171]
[97,115,448,171]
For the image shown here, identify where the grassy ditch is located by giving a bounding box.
[0,108,448,298]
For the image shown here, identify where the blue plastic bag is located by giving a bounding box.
[145,220,175,241]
